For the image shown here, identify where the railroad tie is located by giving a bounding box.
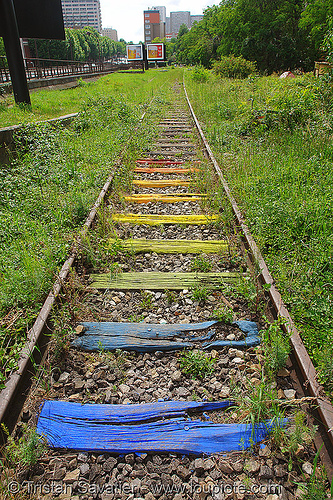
[37,400,285,454]
[136,159,185,165]
[123,193,206,203]
[72,320,261,352]
[134,167,199,174]
[90,271,241,290]
[132,180,191,188]
[147,150,195,156]
[152,143,195,149]
[110,213,220,225]
[108,238,228,254]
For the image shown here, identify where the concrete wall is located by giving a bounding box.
[0,113,77,165]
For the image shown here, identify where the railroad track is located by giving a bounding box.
[1,79,333,499]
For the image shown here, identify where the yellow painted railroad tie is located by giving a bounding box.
[108,238,228,254]
[111,214,220,225]
[90,271,240,290]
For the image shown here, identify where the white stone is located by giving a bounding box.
[171,370,182,382]
[58,372,70,384]
[119,384,130,394]
[302,461,313,475]
[219,386,230,397]
[284,389,296,399]
[64,468,79,483]
[226,334,236,341]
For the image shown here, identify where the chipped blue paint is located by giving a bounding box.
[71,320,261,352]
[78,321,217,337]
[37,400,284,455]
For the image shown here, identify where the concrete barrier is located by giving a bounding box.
[0,113,77,164]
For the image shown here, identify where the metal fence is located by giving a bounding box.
[0,56,141,85]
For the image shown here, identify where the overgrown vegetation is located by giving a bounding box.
[180,349,216,379]
[213,304,234,324]
[191,284,209,303]
[262,320,290,377]
[185,71,333,395]
[1,423,46,468]
[169,0,333,72]
[190,255,213,272]
[213,56,256,79]
[0,69,182,388]
[1,28,126,67]
[0,71,153,128]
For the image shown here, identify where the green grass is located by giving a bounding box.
[185,70,333,394]
[0,68,183,388]
[180,349,216,379]
[0,71,160,128]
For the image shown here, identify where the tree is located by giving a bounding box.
[299,0,333,52]
[115,40,126,57]
[178,24,189,38]
[322,19,333,63]
[174,0,318,72]
[0,38,5,58]
[27,28,116,63]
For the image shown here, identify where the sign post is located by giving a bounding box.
[0,0,65,106]
[0,0,30,105]
[143,43,148,71]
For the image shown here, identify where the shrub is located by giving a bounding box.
[180,350,215,379]
[190,65,210,83]
[263,320,290,376]
[190,255,212,272]
[315,343,333,395]
[3,424,46,468]
[213,56,256,79]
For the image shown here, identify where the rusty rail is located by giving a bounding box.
[0,106,149,442]
[183,80,333,478]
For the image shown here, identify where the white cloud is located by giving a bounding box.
[100,0,216,41]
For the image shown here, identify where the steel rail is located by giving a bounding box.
[0,106,150,441]
[183,79,333,476]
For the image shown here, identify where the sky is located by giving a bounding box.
[100,0,217,42]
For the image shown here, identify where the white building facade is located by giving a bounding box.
[61,0,102,32]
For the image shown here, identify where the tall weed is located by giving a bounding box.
[185,72,333,391]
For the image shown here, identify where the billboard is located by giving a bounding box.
[0,0,65,40]
[126,45,143,61]
[147,43,164,60]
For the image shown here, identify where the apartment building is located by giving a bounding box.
[143,8,165,43]
[102,28,118,42]
[170,11,191,35]
[191,15,203,26]
[61,0,102,32]
[165,11,203,38]
[144,6,204,42]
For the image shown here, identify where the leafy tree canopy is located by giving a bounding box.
[28,27,120,63]
[167,0,333,72]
